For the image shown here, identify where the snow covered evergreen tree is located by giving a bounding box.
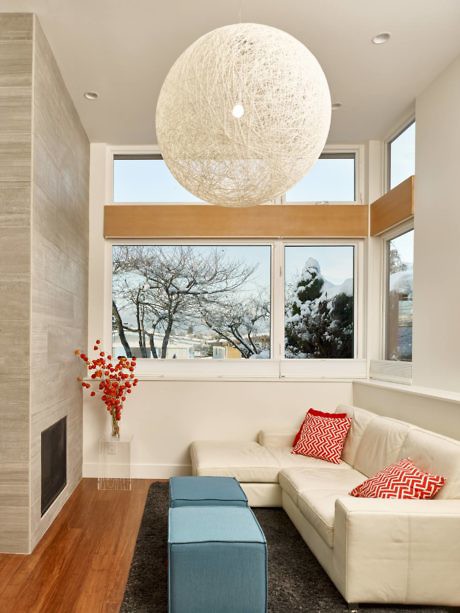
[285,258,354,358]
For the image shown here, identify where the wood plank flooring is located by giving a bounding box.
[0,478,154,613]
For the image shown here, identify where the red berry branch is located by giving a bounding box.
[76,340,138,438]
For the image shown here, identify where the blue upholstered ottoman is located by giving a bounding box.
[169,476,248,507]
[168,506,267,613]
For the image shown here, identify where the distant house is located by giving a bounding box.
[213,344,242,359]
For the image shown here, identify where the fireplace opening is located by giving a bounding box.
[41,417,67,516]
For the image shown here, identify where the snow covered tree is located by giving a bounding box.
[389,246,408,274]
[112,246,260,358]
[285,258,353,359]
[200,296,270,359]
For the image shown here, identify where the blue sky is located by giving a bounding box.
[286,158,354,202]
[113,157,356,203]
[390,122,416,189]
[114,159,201,202]
[285,246,354,286]
[390,229,414,265]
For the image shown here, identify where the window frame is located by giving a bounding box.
[385,118,416,192]
[368,220,415,385]
[111,240,274,363]
[109,144,365,206]
[282,241,358,357]
[105,237,365,380]
[382,223,414,363]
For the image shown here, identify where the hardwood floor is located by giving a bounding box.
[0,478,154,613]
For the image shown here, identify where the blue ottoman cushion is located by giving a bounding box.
[169,476,248,507]
[168,506,267,613]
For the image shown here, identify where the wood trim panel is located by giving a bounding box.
[370,176,414,236]
[104,204,369,239]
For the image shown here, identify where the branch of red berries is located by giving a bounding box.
[75,340,138,423]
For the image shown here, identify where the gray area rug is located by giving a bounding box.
[121,482,450,613]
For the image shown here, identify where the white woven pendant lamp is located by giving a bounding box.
[156,23,331,207]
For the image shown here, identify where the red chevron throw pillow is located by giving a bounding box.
[350,458,446,499]
[292,409,351,464]
[292,409,349,447]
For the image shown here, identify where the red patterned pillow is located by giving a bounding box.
[350,458,446,499]
[292,409,351,464]
[292,409,348,447]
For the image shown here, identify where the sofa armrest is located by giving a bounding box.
[257,430,296,448]
[333,496,460,605]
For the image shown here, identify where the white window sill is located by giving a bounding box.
[369,359,412,385]
[133,358,366,381]
[123,375,361,383]
[84,359,367,383]
[353,379,460,405]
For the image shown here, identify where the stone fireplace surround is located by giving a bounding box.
[0,13,89,553]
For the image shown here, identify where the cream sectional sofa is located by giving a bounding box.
[190,404,460,607]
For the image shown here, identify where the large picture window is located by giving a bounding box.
[113,151,358,204]
[284,246,355,358]
[112,245,271,359]
[111,242,359,365]
[385,229,414,361]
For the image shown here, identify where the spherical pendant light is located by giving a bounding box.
[156,23,331,207]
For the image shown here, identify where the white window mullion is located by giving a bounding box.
[355,240,365,359]
[271,240,284,363]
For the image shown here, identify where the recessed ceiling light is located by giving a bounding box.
[332,102,342,111]
[371,32,391,45]
[83,91,99,100]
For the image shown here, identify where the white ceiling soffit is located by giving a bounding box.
[2,0,460,145]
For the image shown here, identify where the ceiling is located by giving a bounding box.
[2,0,460,144]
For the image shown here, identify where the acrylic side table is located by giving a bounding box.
[98,435,132,490]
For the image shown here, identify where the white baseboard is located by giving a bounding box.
[82,462,192,479]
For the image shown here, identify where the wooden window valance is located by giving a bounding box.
[370,176,414,236]
[104,204,369,239]
[103,176,414,240]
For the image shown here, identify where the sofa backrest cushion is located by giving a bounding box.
[353,416,411,477]
[399,427,460,499]
[258,431,297,448]
[336,404,376,466]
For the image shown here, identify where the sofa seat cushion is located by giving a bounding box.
[269,446,350,477]
[190,441,280,483]
[297,491,342,547]
[279,466,365,506]
[295,468,367,548]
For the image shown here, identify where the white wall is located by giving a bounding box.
[413,54,460,393]
[354,60,460,432]
[83,380,352,477]
[353,381,460,440]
